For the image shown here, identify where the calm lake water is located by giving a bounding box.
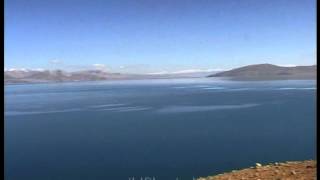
[5,78,316,180]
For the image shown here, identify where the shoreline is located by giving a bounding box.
[197,160,316,180]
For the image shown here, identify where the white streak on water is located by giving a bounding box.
[201,87,225,90]
[116,107,151,112]
[225,88,254,91]
[172,86,192,89]
[278,87,316,90]
[5,108,83,116]
[156,103,260,113]
[95,106,151,112]
[88,103,127,108]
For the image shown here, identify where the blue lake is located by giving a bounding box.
[4,78,316,180]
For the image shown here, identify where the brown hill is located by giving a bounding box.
[197,160,316,180]
[208,64,316,80]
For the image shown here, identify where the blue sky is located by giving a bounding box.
[4,0,316,73]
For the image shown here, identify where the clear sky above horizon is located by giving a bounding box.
[5,0,316,73]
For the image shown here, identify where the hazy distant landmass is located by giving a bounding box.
[4,64,317,84]
[4,69,219,84]
[208,64,317,80]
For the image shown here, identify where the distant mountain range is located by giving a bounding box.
[4,64,316,84]
[5,69,127,84]
[208,64,316,80]
[4,69,220,84]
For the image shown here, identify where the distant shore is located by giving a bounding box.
[208,64,316,81]
[4,76,204,85]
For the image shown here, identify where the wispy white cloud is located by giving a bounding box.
[147,68,224,75]
[170,68,224,74]
[147,71,170,75]
[276,64,297,67]
[92,64,106,68]
[5,68,29,72]
[49,59,63,64]
[32,68,45,71]
[92,64,108,71]
[5,68,46,72]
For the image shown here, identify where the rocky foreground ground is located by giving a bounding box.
[198,160,316,180]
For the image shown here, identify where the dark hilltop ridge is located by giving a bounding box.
[208,64,317,80]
